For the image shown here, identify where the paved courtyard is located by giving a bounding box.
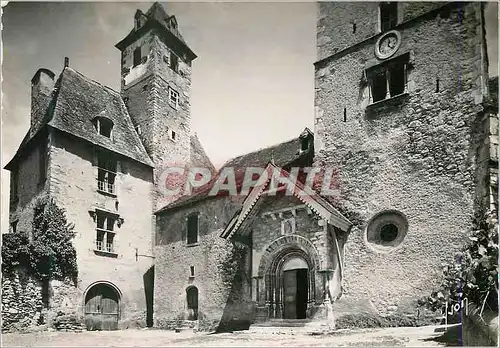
[2,325,460,347]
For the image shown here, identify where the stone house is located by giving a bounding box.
[3,1,498,332]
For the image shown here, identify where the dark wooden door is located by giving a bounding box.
[84,285,119,331]
[283,270,297,319]
[296,269,308,319]
[283,269,308,319]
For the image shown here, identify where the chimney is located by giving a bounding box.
[31,68,55,129]
[64,57,69,68]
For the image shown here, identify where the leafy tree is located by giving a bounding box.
[1,196,78,284]
[1,232,31,274]
[422,210,499,314]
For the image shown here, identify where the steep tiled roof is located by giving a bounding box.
[190,134,215,173]
[145,2,187,45]
[5,67,153,170]
[155,131,314,213]
[115,2,196,61]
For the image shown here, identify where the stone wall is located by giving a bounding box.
[314,2,489,320]
[2,267,44,332]
[154,197,248,332]
[49,130,154,328]
[9,134,50,236]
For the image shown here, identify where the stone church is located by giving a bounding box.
[4,2,498,332]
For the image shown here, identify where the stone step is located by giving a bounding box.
[174,320,198,333]
[252,319,312,327]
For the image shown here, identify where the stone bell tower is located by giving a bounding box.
[115,2,197,210]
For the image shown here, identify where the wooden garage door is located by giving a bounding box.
[84,284,119,331]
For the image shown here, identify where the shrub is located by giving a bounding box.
[1,197,78,284]
[421,210,499,314]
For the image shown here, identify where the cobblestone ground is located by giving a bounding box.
[2,325,459,347]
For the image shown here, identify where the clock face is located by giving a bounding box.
[379,35,397,55]
[375,30,401,60]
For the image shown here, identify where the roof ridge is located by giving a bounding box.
[65,67,121,98]
[222,136,302,167]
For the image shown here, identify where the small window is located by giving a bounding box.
[95,211,117,254]
[365,210,408,252]
[170,52,179,72]
[170,130,177,141]
[187,214,199,245]
[380,2,398,32]
[380,223,399,242]
[190,266,195,277]
[134,125,141,135]
[93,117,114,138]
[133,47,142,67]
[366,55,408,103]
[11,220,18,233]
[300,138,309,152]
[186,286,198,320]
[96,152,117,195]
[168,87,179,109]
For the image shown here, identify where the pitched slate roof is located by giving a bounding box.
[115,2,196,61]
[155,130,314,213]
[190,134,215,173]
[5,67,153,170]
[145,2,187,45]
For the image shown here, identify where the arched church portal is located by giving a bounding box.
[264,248,317,320]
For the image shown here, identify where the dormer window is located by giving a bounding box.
[301,138,309,152]
[93,117,114,138]
[169,16,178,29]
[380,2,398,32]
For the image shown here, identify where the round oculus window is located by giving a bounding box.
[365,210,408,251]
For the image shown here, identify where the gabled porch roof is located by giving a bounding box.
[220,162,352,240]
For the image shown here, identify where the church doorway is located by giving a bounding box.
[84,282,120,331]
[282,257,308,319]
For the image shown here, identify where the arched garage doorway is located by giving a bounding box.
[84,282,120,331]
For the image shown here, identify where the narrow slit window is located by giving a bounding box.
[170,52,179,72]
[343,108,347,122]
[187,214,199,245]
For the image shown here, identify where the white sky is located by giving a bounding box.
[1,1,498,231]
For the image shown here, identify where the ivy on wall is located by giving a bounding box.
[2,197,78,284]
[421,210,499,313]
